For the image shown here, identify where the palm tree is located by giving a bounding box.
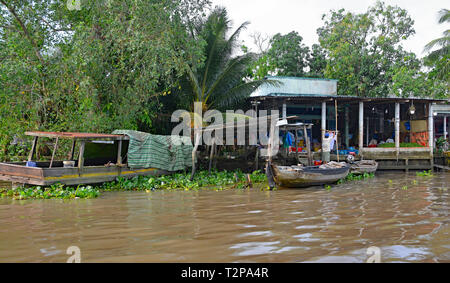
[424,9,449,80]
[178,7,273,111]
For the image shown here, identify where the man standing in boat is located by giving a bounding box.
[322,131,335,163]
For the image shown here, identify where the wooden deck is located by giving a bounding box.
[361,147,433,171]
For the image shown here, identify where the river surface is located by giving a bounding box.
[0,172,449,263]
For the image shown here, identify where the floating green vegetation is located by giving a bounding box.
[337,172,375,184]
[0,170,267,200]
[416,170,434,177]
[401,185,408,190]
[101,170,266,192]
[0,183,99,200]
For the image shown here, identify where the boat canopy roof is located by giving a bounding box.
[276,119,313,130]
[25,131,129,141]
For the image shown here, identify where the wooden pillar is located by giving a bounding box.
[303,126,312,166]
[366,117,369,146]
[190,131,201,181]
[78,141,86,173]
[49,137,59,168]
[428,103,434,150]
[321,101,326,144]
[344,106,349,148]
[395,102,400,150]
[208,137,215,173]
[335,99,339,162]
[380,110,384,136]
[359,101,364,150]
[282,101,287,119]
[117,140,123,165]
[69,140,76,160]
[444,115,447,140]
[28,136,38,161]
[294,130,299,164]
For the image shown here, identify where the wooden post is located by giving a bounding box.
[117,140,123,165]
[294,129,299,164]
[208,137,215,173]
[69,140,76,160]
[366,117,369,146]
[334,100,339,162]
[444,115,447,140]
[303,126,312,166]
[359,101,364,150]
[282,102,287,119]
[28,136,38,161]
[254,146,259,171]
[428,104,434,170]
[78,140,85,173]
[380,110,384,136]
[190,131,201,181]
[49,137,59,168]
[395,102,400,150]
[344,106,349,148]
[321,101,326,146]
[428,103,434,150]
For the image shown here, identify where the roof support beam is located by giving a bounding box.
[321,101,326,144]
[395,102,400,151]
[428,103,434,149]
[359,101,364,151]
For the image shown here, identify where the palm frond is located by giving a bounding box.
[438,9,450,24]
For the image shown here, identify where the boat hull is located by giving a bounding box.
[350,160,378,175]
[271,164,350,188]
[0,162,168,186]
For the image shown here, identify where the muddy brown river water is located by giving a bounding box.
[0,172,449,263]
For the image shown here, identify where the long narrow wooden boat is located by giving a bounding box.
[350,160,378,175]
[269,162,351,188]
[0,131,168,187]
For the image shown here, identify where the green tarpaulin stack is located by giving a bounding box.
[112,130,193,171]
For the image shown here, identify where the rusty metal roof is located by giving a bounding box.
[24,131,129,140]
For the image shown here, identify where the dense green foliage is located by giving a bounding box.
[0,183,100,200]
[246,32,326,80]
[0,0,211,160]
[318,1,435,98]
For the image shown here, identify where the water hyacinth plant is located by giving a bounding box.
[0,170,268,200]
[0,183,99,200]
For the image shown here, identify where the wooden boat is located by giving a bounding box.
[268,162,350,188]
[0,131,168,187]
[265,120,350,188]
[350,160,378,175]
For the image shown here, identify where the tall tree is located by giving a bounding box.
[0,0,210,159]
[266,31,310,77]
[176,7,269,111]
[307,44,327,78]
[317,1,416,97]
